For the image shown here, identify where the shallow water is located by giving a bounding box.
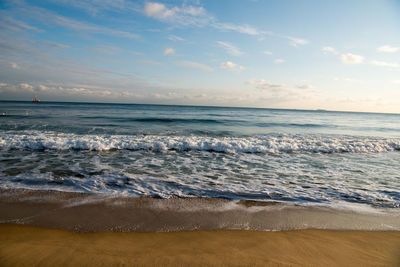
[1,101,399,210]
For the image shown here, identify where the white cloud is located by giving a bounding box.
[322,46,338,54]
[333,77,364,83]
[144,2,176,19]
[296,84,313,89]
[217,41,242,56]
[377,45,399,53]
[4,82,126,98]
[163,47,175,55]
[10,62,20,69]
[0,16,42,32]
[248,79,314,93]
[46,41,70,49]
[42,0,130,16]
[131,50,143,56]
[168,35,184,41]
[179,61,213,71]
[183,5,205,16]
[143,2,263,37]
[371,60,400,68]
[392,80,400,84]
[263,51,272,55]
[274,59,285,64]
[143,2,209,27]
[219,61,236,69]
[137,59,162,65]
[213,23,259,35]
[246,79,320,107]
[38,85,49,91]
[219,61,244,72]
[151,92,181,100]
[340,53,364,64]
[19,83,34,92]
[285,36,309,46]
[16,4,140,39]
[141,2,310,47]
[248,79,284,90]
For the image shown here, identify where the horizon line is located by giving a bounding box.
[1,99,399,116]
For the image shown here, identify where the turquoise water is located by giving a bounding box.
[0,101,399,209]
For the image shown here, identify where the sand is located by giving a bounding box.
[1,189,400,233]
[1,189,399,265]
[1,224,399,266]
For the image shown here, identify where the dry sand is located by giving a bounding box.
[1,224,399,266]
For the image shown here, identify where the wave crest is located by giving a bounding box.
[1,131,400,153]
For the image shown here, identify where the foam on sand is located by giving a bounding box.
[1,189,399,232]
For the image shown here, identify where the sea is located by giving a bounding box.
[1,101,400,213]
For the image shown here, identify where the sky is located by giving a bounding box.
[1,0,400,113]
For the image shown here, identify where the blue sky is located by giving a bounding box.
[1,0,400,112]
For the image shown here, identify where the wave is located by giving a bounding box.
[1,131,400,153]
[77,116,245,124]
[118,117,238,124]
[255,122,332,128]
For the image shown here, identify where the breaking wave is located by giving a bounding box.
[1,131,400,153]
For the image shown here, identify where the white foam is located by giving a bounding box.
[1,131,399,154]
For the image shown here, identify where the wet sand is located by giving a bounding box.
[1,189,399,232]
[1,224,399,266]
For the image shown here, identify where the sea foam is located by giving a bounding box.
[1,131,399,153]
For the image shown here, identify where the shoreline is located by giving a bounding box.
[1,189,399,232]
[1,224,399,266]
[1,189,399,265]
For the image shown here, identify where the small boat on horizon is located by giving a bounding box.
[32,96,40,103]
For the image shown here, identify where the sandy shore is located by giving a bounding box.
[1,189,399,265]
[0,224,399,266]
[1,189,400,232]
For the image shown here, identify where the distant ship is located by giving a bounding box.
[32,96,40,103]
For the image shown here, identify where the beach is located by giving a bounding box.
[1,189,400,266]
[1,224,399,266]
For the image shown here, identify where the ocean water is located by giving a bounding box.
[1,101,400,210]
